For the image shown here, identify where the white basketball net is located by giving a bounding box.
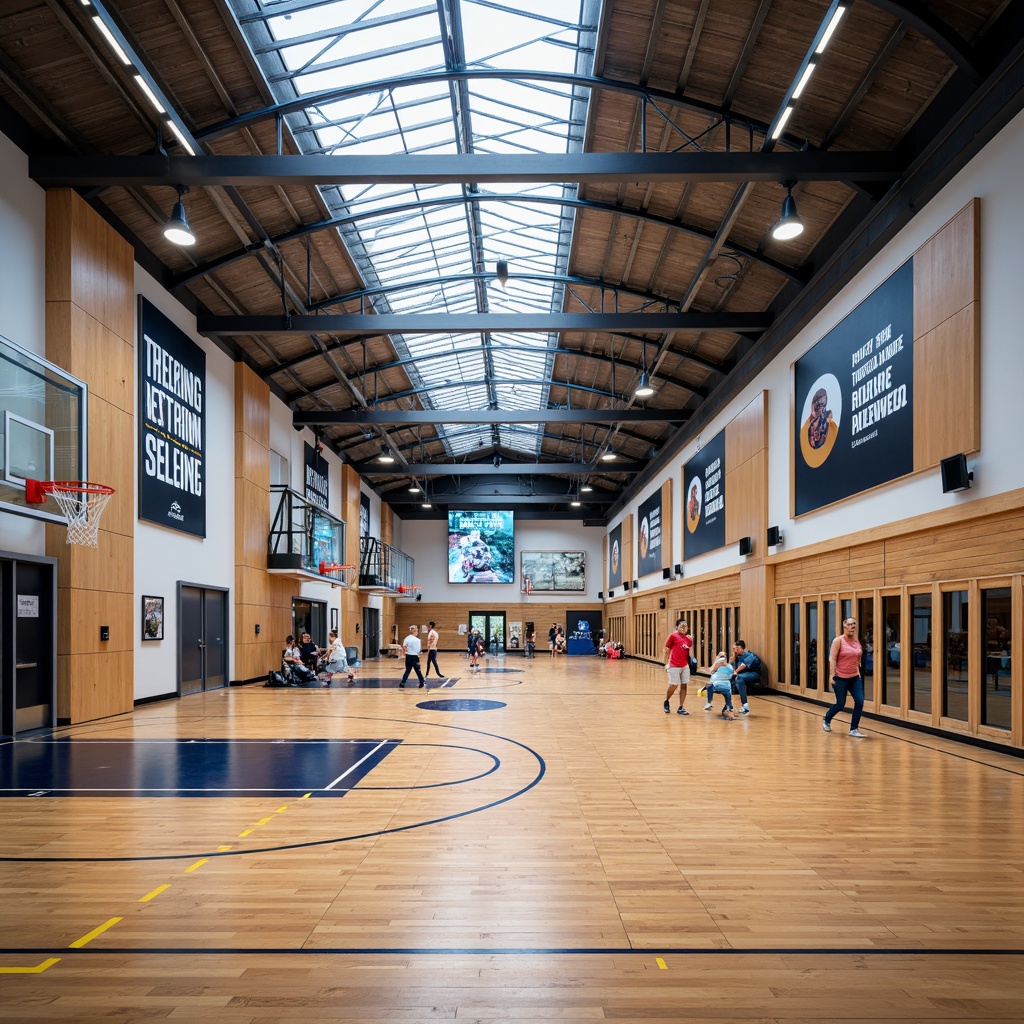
[50,486,113,547]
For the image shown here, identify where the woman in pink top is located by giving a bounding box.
[824,617,866,737]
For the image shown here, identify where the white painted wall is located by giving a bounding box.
[608,107,1024,580]
[399,517,605,602]
[0,130,48,556]
[133,273,236,700]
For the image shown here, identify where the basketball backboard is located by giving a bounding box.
[0,334,87,523]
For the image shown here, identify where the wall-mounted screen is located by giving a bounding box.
[448,510,514,583]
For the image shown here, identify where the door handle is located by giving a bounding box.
[197,640,206,648]
[15,662,39,669]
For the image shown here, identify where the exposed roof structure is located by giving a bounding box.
[3,0,1022,521]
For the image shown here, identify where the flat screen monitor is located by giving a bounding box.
[447,510,514,583]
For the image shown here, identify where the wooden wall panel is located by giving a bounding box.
[775,549,852,595]
[660,479,673,569]
[46,189,134,724]
[725,449,765,547]
[234,363,270,453]
[913,303,981,468]
[913,199,978,339]
[849,541,885,586]
[621,513,633,584]
[235,478,270,568]
[725,391,766,468]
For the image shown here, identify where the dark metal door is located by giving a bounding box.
[203,589,226,689]
[14,561,53,731]
[180,585,204,695]
[362,606,379,660]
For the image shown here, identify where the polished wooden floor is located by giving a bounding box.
[2,652,1024,1022]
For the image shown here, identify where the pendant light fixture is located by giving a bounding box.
[163,185,196,246]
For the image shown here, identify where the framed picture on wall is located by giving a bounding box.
[520,550,586,591]
[142,595,164,641]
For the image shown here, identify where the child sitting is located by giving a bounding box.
[703,652,736,718]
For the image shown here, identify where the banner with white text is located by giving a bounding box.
[794,259,914,515]
[683,431,726,559]
[138,298,206,537]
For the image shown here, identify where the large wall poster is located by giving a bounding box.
[447,509,514,583]
[683,431,726,559]
[794,259,914,515]
[636,490,663,578]
[303,441,329,509]
[521,550,586,592]
[138,297,206,537]
[607,522,623,589]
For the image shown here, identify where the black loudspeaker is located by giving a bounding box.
[608,589,614,598]
[738,536,752,556]
[662,567,671,580]
[659,597,666,609]
[767,525,781,547]
[598,592,604,600]
[623,581,631,591]
[940,453,973,492]
[674,563,683,576]
[633,580,638,589]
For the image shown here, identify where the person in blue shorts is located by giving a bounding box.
[703,652,736,718]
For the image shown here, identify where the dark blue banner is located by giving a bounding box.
[607,522,623,588]
[683,431,726,559]
[794,260,914,514]
[138,298,206,537]
[637,490,663,578]
[304,441,329,509]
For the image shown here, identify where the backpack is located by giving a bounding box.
[747,652,762,676]
[266,670,288,688]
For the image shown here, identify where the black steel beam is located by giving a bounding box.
[29,151,902,188]
[358,461,645,475]
[200,312,772,335]
[295,409,679,426]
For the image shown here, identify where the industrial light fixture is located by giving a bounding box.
[601,452,617,462]
[378,444,395,464]
[581,482,593,492]
[408,482,421,493]
[495,260,509,288]
[163,185,196,246]
[421,500,432,509]
[771,182,804,241]
[634,371,655,399]
[570,498,581,507]
[493,454,502,468]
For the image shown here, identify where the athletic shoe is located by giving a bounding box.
[822,719,831,732]
[677,707,689,715]
[663,700,670,714]
[741,706,750,714]
[398,682,405,688]
[418,682,425,688]
[849,729,866,738]
[704,702,713,711]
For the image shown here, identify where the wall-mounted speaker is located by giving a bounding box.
[598,591,604,600]
[659,597,666,609]
[738,536,752,556]
[940,452,973,492]
[608,589,614,598]
[662,567,671,580]
[623,580,631,591]
[633,580,638,589]
[767,525,783,547]
[674,563,684,576]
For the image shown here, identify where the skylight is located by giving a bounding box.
[233,0,598,459]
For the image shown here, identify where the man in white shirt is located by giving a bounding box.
[399,624,425,688]
[425,621,444,678]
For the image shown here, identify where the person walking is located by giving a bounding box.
[548,622,558,657]
[319,629,355,686]
[663,618,694,715]
[399,624,425,688]
[525,627,536,658]
[425,621,444,678]
[468,628,484,672]
[824,617,867,737]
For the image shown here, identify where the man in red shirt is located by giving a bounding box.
[663,618,694,715]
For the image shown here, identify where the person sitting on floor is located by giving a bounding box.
[282,634,316,685]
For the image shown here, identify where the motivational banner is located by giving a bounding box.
[304,442,329,510]
[138,298,206,537]
[607,522,623,589]
[637,490,663,578]
[794,260,914,515]
[683,431,726,559]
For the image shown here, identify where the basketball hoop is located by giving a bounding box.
[25,479,114,547]
[396,584,422,595]
[319,561,356,586]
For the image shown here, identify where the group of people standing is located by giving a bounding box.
[399,621,445,686]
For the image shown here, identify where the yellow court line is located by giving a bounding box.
[69,917,122,948]
[217,845,232,851]
[239,828,253,836]
[655,957,667,970]
[185,858,208,873]
[301,792,311,799]
[256,816,272,826]
[139,884,170,902]
[276,805,287,813]
[0,957,61,974]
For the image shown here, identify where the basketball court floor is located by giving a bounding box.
[2,654,1024,1021]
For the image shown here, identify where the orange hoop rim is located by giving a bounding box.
[26,478,115,503]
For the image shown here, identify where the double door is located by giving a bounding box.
[470,611,506,654]
[179,584,227,695]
